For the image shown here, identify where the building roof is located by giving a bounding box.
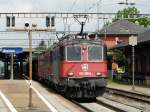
[112,28,150,49]
[138,29,150,43]
[99,20,147,35]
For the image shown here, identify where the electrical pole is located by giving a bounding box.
[97,0,102,31]
[7,26,55,107]
[28,30,32,107]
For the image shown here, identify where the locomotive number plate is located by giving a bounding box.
[79,72,92,76]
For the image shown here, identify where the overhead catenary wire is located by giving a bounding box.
[69,0,79,12]
[63,0,79,32]
[85,0,102,13]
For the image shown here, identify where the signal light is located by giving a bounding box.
[51,16,55,27]
[46,16,50,27]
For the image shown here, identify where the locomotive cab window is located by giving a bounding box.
[88,46,103,61]
[66,46,81,61]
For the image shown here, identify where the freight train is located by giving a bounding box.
[32,33,107,98]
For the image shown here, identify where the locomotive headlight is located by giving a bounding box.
[96,72,102,76]
[68,72,74,76]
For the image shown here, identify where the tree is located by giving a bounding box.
[113,7,150,27]
[112,49,125,66]
[35,40,47,52]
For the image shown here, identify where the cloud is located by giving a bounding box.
[0,0,32,12]
[11,0,33,12]
[0,0,149,13]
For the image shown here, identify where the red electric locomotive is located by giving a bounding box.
[33,34,107,98]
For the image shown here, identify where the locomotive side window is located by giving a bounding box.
[66,46,81,61]
[88,46,103,61]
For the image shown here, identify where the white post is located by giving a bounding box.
[129,35,137,91]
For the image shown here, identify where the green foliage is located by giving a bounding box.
[112,49,125,66]
[35,40,47,52]
[113,6,150,27]
[137,16,150,27]
[113,7,140,22]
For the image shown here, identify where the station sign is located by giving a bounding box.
[2,47,23,54]
[129,35,137,46]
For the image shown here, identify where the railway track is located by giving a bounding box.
[72,99,115,112]
[106,87,150,104]
[23,75,146,112]
[32,79,144,112]
[71,98,142,112]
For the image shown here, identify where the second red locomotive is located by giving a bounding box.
[32,34,107,98]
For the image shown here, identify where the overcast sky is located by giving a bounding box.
[0,0,149,13]
[0,0,149,48]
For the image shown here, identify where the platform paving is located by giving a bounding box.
[0,80,50,112]
[107,81,150,95]
[0,96,10,112]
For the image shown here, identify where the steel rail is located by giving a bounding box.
[71,99,127,112]
[106,87,150,104]
[71,100,93,112]
[96,99,126,112]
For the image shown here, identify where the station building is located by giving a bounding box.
[115,29,150,85]
[98,19,150,85]
[98,20,147,48]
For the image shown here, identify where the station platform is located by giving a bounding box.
[107,80,150,95]
[0,96,10,112]
[0,80,50,112]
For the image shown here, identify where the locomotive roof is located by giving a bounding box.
[34,34,105,56]
[50,34,104,49]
